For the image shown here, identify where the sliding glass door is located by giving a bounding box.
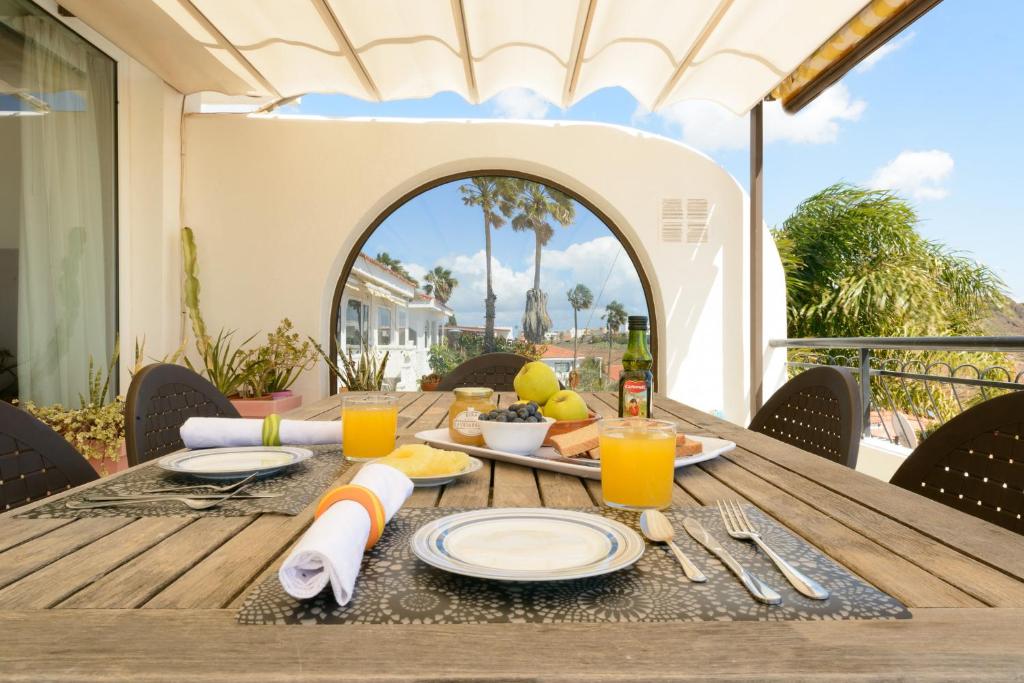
[0,0,116,405]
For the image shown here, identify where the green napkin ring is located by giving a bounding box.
[262,413,282,447]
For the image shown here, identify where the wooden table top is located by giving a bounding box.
[1,391,1023,681]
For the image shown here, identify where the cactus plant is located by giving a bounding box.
[181,227,209,359]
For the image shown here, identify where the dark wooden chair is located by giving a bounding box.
[749,366,862,468]
[125,363,239,466]
[435,353,532,392]
[890,390,1024,535]
[0,401,98,512]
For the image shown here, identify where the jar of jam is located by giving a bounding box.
[448,387,495,446]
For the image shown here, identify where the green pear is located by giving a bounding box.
[542,390,589,421]
[513,361,560,404]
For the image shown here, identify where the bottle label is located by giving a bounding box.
[622,380,649,418]
[453,408,482,436]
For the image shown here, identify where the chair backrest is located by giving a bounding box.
[125,363,239,466]
[749,366,862,468]
[0,401,99,512]
[890,390,1024,535]
[435,353,531,392]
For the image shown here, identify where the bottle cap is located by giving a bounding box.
[627,315,648,330]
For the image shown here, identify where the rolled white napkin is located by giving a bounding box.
[180,417,341,448]
[278,463,413,606]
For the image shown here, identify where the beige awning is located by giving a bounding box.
[58,0,915,114]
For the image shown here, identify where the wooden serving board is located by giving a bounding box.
[414,429,735,480]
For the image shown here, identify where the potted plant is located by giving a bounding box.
[312,340,390,391]
[18,346,128,477]
[419,373,443,391]
[229,320,317,418]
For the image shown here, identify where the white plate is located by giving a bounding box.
[411,508,645,582]
[413,430,735,480]
[374,456,485,488]
[158,446,314,480]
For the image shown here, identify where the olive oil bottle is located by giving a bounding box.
[618,315,653,418]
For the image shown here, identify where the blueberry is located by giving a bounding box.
[495,414,508,422]
[513,417,525,423]
[525,416,538,423]
[478,414,488,421]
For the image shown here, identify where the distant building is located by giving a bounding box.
[540,345,578,383]
[446,324,515,343]
[338,253,452,391]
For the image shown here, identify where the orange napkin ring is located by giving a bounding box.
[315,484,386,550]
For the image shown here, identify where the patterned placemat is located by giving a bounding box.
[19,445,349,518]
[237,505,910,624]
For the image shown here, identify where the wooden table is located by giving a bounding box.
[1,391,1023,681]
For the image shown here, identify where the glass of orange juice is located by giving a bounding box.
[342,395,398,462]
[599,418,677,510]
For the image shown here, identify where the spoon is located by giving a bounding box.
[640,509,707,582]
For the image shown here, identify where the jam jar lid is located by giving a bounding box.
[453,387,494,398]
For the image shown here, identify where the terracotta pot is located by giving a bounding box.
[230,393,303,418]
[541,410,601,447]
[269,390,294,400]
[85,439,129,477]
[420,380,441,392]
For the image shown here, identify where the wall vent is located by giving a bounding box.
[659,198,684,242]
[686,198,710,243]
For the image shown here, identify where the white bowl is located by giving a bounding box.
[479,416,555,455]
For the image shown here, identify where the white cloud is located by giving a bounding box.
[490,88,551,119]
[634,83,866,152]
[868,149,954,201]
[855,31,915,73]
[412,236,647,331]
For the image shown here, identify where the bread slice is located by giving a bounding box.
[677,436,703,457]
[550,423,600,457]
[553,425,703,459]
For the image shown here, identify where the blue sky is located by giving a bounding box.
[295,0,1023,329]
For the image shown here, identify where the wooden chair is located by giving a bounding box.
[890,390,1024,535]
[125,364,239,466]
[435,353,532,392]
[0,401,98,512]
[749,366,862,468]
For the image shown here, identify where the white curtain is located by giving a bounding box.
[16,15,115,406]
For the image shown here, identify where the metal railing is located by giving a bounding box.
[769,337,1024,447]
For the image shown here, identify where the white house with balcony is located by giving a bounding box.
[338,253,452,391]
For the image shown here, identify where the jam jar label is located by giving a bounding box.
[453,408,482,436]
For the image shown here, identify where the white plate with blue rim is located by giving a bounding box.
[410,507,645,582]
[157,446,313,480]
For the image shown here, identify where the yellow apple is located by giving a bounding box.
[513,361,560,404]
[542,390,589,421]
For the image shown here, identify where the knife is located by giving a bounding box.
[682,517,781,605]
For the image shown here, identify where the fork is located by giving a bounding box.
[67,484,256,511]
[135,472,259,495]
[717,500,830,600]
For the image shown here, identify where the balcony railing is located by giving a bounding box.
[769,337,1024,448]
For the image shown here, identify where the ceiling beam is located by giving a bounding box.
[562,0,597,108]
[180,0,280,98]
[312,0,382,101]
[450,0,479,102]
[651,0,734,111]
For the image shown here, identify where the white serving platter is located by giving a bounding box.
[158,446,313,480]
[413,429,735,480]
[410,508,645,582]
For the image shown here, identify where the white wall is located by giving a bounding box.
[182,115,785,422]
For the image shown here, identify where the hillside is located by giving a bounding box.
[986,297,1024,337]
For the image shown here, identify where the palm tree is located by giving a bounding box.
[374,252,417,285]
[566,284,593,373]
[423,266,458,304]
[601,300,628,380]
[509,181,576,343]
[459,177,517,352]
